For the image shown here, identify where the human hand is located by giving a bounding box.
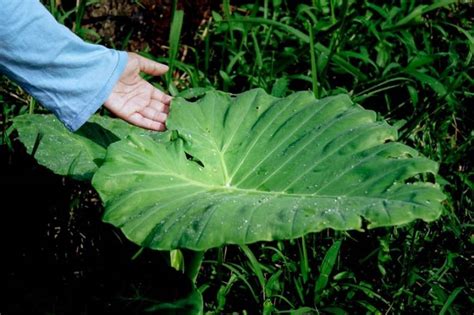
[104,52,171,131]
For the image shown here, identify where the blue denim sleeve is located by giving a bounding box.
[0,0,128,131]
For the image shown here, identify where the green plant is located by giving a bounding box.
[13,88,445,313]
[3,0,471,313]
[13,115,154,180]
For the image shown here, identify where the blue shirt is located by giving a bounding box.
[0,0,128,131]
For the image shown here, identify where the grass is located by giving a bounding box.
[1,0,472,314]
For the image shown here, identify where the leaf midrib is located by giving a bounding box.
[111,170,432,207]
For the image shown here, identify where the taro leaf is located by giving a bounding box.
[13,114,163,181]
[92,89,445,251]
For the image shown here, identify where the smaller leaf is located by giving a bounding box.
[13,114,161,180]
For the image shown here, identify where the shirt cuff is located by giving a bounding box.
[65,50,128,132]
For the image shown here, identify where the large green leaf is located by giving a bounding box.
[13,114,159,180]
[93,89,445,251]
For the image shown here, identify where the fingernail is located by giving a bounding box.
[159,64,169,72]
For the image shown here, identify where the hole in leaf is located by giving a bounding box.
[406,172,435,184]
[386,151,415,159]
[185,152,204,168]
[359,216,371,231]
[425,172,436,183]
[183,96,203,103]
[404,173,430,184]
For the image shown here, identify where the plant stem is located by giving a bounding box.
[184,250,205,283]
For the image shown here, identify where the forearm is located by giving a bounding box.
[0,0,127,131]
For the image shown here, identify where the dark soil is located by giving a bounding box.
[0,142,193,314]
[80,0,216,55]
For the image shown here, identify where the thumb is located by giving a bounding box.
[131,53,169,76]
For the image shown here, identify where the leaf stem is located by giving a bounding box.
[184,250,205,283]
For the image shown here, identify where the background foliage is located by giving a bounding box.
[0,0,472,314]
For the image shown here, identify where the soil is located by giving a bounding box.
[79,0,216,55]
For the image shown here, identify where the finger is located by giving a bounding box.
[149,100,169,114]
[128,113,166,131]
[140,107,168,123]
[153,88,173,105]
[163,104,169,114]
[135,54,169,76]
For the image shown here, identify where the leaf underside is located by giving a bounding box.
[92,89,445,251]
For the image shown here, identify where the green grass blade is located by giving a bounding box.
[314,240,341,303]
[298,236,310,284]
[307,21,319,98]
[240,245,266,298]
[168,9,184,92]
[439,287,464,315]
[406,70,447,96]
[228,17,310,43]
[223,0,235,48]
